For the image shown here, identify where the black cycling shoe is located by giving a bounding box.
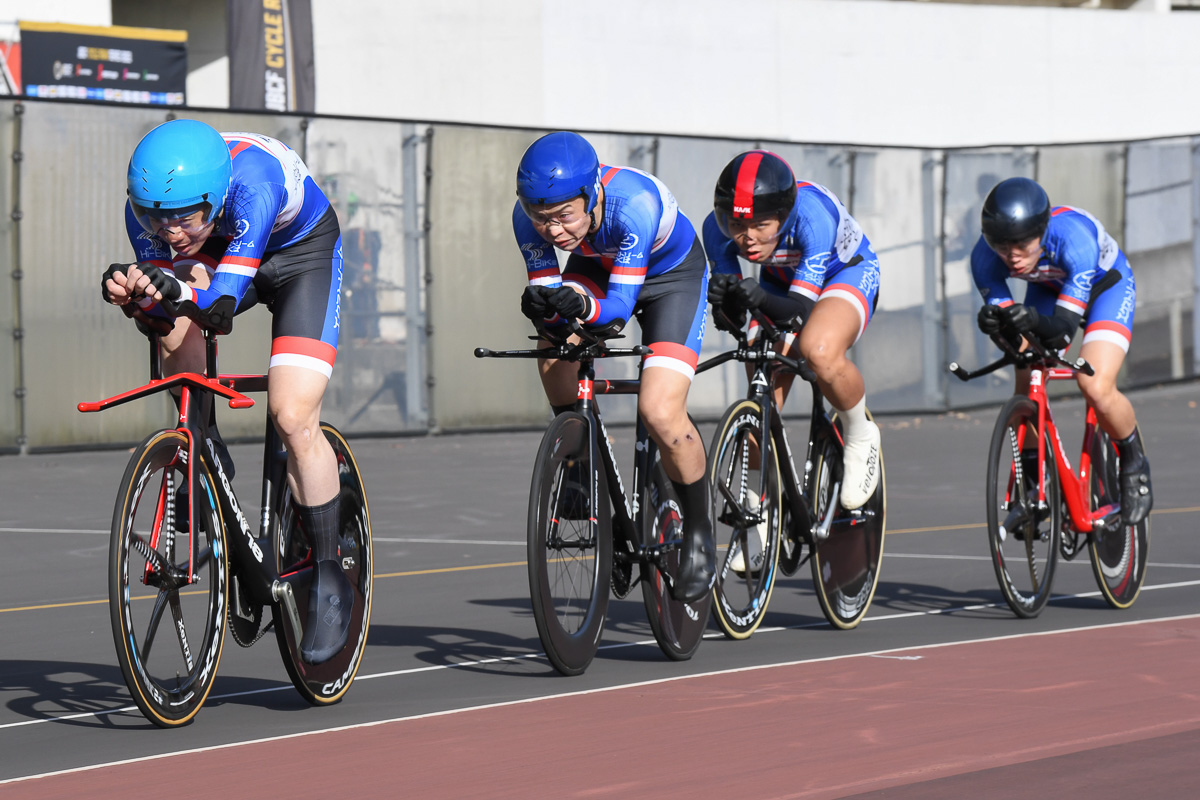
[670,476,716,603]
[672,525,716,603]
[1120,462,1153,526]
[301,559,356,664]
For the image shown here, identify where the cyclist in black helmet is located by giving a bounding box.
[972,176,1152,525]
[704,151,883,518]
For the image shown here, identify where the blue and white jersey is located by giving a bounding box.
[703,181,874,301]
[512,164,697,327]
[971,205,1124,317]
[125,131,331,311]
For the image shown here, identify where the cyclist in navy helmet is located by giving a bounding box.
[705,150,883,515]
[103,119,356,663]
[513,131,715,602]
[972,177,1152,525]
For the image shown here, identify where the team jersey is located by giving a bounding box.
[512,164,697,327]
[703,180,874,302]
[971,205,1124,316]
[125,132,331,312]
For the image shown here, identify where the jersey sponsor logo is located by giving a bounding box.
[225,218,255,254]
[1072,270,1095,293]
[1117,281,1135,325]
[857,261,880,298]
[520,241,549,264]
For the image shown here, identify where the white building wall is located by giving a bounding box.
[312,0,1200,146]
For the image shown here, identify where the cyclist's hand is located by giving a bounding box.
[545,286,591,321]
[713,303,746,334]
[707,272,739,306]
[102,263,134,305]
[520,285,552,320]
[729,277,766,312]
[124,262,182,305]
[977,304,1002,335]
[1000,302,1039,334]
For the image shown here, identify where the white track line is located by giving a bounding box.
[2,578,1199,736]
[4,610,1199,787]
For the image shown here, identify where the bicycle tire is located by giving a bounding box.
[528,411,612,676]
[986,396,1061,618]
[1087,427,1149,609]
[808,413,886,630]
[273,424,373,705]
[640,456,710,660]
[707,400,782,640]
[109,429,228,727]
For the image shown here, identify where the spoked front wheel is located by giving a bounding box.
[640,457,710,660]
[986,396,1061,618]
[274,424,373,705]
[808,415,886,630]
[109,429,228,727]
[707,400,782,640]
[528,412,612,676]
[1087,427,1149,609]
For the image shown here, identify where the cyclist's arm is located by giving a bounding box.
[970,236,1015,307]
[184,185,281,312]
[701,213,742,277]
[760,287,811,325]
[120,203,182,318]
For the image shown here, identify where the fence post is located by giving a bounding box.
[921,149,944,409]
[401,122,427,428]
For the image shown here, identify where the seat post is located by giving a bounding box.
[205,329,218,379]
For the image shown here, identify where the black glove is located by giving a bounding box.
[134,262,182,303]
[977,304,1002,335]
[545,286,590,320]
[707,273,739,306]
[520,285,552,320]
[101,263,128,303]
[1000,303,1039,334]
[729,278,766,312]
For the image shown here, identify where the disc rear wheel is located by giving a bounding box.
[1087,428,1148,609]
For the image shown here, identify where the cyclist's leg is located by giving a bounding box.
[799,249,881,509]
[261,209,354,663]
[636,242,713,601]
[1077,266,1150,523]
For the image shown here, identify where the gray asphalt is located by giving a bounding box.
[1,381,1198,783]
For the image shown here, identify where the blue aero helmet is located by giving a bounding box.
[127,119,231,232]
[516,131,602,215]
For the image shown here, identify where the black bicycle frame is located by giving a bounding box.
[574,360,672,574]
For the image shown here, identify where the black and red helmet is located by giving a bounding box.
[713,150,797,236]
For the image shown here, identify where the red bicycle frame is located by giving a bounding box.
[1021,366,1119,534]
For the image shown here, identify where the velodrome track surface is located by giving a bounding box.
[2,381,1198,797]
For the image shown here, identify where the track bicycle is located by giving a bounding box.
[79,300,373,726]
[949,327,1149,618]
[696,307,886,637]
[476,322,711,676]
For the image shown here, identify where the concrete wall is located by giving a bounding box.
[312,0,1200,148]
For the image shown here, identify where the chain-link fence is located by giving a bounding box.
[1,97,1197,450]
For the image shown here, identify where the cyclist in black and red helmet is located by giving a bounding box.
[704,150,882,514]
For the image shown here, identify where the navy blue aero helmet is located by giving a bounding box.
[516,131,602,214]
[127,119,231,232]
[980,177,1051,248]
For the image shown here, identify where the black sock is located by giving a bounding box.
[670,476,711,533]
[297,496,341,562]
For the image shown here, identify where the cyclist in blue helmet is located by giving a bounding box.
[972,177,1152,525]
[103,119,357,663]
[513,131,716,603]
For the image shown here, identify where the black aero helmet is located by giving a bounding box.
[981,177,1051,248]
[713,150,797,237]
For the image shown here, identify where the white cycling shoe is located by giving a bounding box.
[729,493,768,576]
[839,421,881,510]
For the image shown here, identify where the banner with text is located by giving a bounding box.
[228,0,315,112]
[19,21,186,105]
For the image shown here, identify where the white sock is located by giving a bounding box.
[838,396,873,443]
